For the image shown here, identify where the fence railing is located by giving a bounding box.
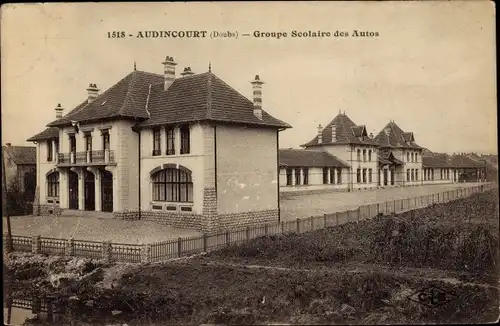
[4,183,496,263]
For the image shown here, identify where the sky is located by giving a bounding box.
[1,1,497,154]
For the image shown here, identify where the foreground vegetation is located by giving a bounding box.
[4,190,499,325]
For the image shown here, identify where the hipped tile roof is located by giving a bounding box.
[379,150,403,165]
[374,121,422,149]
[3,146,36,165]
[27,127,59,142]
[302,113,378,147]
[39,70,290,130]
[279,149,349,168]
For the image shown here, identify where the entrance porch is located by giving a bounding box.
[59,166,116,213]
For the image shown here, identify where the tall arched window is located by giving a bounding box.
[152,168,193,202]
[47,172,59,197]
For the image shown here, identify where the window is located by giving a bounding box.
[357,168,361,183]
[323,167,329,184]
[337,169,342,184]
[55,139,59,155]
[357,149,361,162]
[69,135,76,153]
[410,153,414,162]
[407,152,410,162]
[295,168,301,185]
[166,127,175,155]
[286,169,293,186]
[407,169,410,181]
[411,169,415,181]
[368,150,372,162]
[152,168,193,202]
[180,125,190,154]
[102,131,110,150]
[440,169,443,179]
[362,168,367,183]
[85,133,92,152]
[363,150,366,162]
[368,168,372,183]
[416,169,419,181]
[47,172,59,197]
[303,168,309,185]
[153,128,161,156]
[431,169,435,181]
[415,153,418,162]
[47,140,53,162]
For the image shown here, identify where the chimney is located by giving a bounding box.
[86,84,99,103]
[317,124,323,144]
[162,56,177,90]
[6,143,11,147]
[180,67,194,76]
[369,132,374,139]
[55,103,64,119]
[251,75,264,120]
[331,125,337,142]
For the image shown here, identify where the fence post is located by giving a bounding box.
[225,230,230,246]
[336,212,339,226]
[414,197,417,208]
[377,203,380,215]
[177,238,182,258]
[296,218,300,234]
[281,221,284,234]
[437,193,440,203]
[368,204,371,218]
[246,227,250,240]
[385,201,388,214]
[323,214,327,228]
[310,216,314,230]
[203,233,208,252]
[65,238,74,257]
[140,244,151,263]
[265,224,269,236]
[32,235,41,254]
[101,241,112,261]
[357,208,361,222]
[4,232,13,252]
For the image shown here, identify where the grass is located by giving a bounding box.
[6,189,500,325]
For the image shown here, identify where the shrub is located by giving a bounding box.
[5,180,33,216]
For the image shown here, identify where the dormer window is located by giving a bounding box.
[153,128,161,156]
[407,152,410,162]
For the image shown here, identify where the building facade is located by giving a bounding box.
[28,58,290,232]
[2,143,36,201]
[278,113,490,192]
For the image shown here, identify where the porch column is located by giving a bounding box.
[299,168,304,185]
[388,168,392,186]
[87,167,101,212]
[291,169,296,186]
[327,168,331,184]
[58,168,68,209]
[77,169,85,210]
[105,166,118,212]
[332,168,336,184]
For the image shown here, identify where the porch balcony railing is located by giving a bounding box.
[57,150,115,164]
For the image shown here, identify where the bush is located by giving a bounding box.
[5,181,33,216]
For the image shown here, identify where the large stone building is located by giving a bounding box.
[27,57,290,232]
[278,112,489,193]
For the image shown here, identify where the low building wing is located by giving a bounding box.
[279,149,349,168]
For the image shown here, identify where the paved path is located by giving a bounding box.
[2,215,202,244]
[280,182,485,221]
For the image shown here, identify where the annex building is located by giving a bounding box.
[279,112,489,194]
[28,57,290,232]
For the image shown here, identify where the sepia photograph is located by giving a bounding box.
[1,1,498,325]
